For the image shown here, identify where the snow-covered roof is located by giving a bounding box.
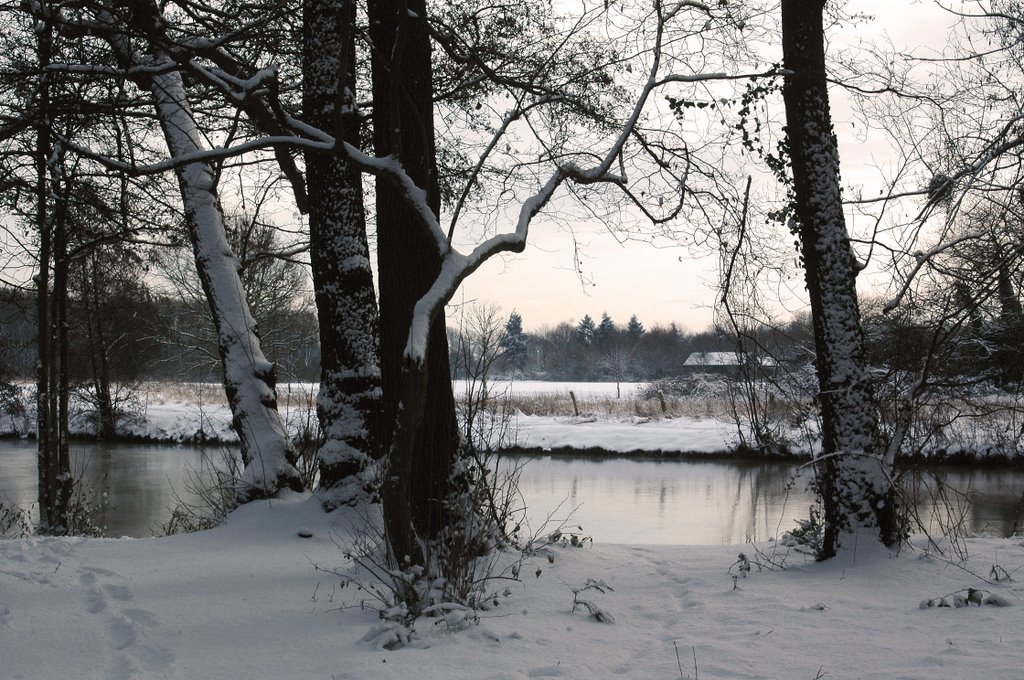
[683,351,742,366]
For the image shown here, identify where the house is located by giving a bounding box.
[682,351,777,377]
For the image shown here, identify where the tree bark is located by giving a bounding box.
[34,13,54,530]
[100,0,302,500]
[303,0,384,508]
[781,0,900,557]
[33,15,72,533]
[368,0,460,562]
[148,64,303,500]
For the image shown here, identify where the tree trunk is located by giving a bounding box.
[303,0,384,509]
[83,255,117,439]
[53,202,72,527]
[34,15,53,530]
[33,17,72,533]
[368,0,460,561]
[105,0,301,500]
[781,0,900,558]
[149,65,302,500]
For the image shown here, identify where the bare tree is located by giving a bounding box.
[91,0,302,498]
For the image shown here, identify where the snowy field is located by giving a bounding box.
[0,381,741,455]
[455,380,648,399]
[2,493,1024,679]
[6,380,1024,461]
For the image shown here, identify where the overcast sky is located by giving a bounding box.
[453,1,956,334]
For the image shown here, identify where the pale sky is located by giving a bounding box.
[454,1,956,334]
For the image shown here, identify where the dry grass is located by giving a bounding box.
[138,381,228,404]
[141,380,745,421]
[139,381,317,408]
[490,392,737,420]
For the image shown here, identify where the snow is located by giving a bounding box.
[458,380,648,399]
[683,351,741,367]
[513,413,736,453]
[2,382,739,455]
[9,380,1024,464]
[3,493,1024,679]
[4,382,1024,677]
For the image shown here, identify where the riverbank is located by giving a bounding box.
[0,381,746,453]
[4,380,1024,464]
[2,492,1023,679]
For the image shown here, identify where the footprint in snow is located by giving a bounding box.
[108,614,138,651]
[76,565,177,677]
[104,584,133,601]
[80,572,107,614]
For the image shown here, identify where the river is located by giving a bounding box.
[1,440,1022,542]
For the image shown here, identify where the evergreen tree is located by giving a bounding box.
[500,310,528,375]
[626,314,645,341]
[595,312,617,345]
[577,314,596,345]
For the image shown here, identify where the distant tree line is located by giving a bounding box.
[0,274,320,389]
[449,308,779,382]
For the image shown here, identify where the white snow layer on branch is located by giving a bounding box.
[150,64,298,496]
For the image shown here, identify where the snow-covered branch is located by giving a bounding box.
[404,0,712,361]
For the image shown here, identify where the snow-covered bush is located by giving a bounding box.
[780,506,824,555]
[328,443,529,648]
[920,587,1011,608]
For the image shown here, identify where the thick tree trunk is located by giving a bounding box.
[781,0,900,558]
[149,65,302,500]
[368,0,460,561]
[303,0,384,509]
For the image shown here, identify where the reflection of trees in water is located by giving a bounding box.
[9,445,1024,542]
[903,468,1024,538]
[725,462,806,543]
[963,470,1024,536]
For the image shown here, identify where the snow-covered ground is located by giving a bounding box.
[511,413,736,453]
[4,382,1024,677]
[3,493,1023,679]
[0,381,741,455]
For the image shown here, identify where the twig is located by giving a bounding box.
[673,641,684,679]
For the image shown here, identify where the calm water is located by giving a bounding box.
[0,440,236,537]
[1,440,1023,542]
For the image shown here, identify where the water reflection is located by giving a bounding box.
[903,467,1024,538]
[508,455,816,544]
[507,454,1024,544]
[2,440,1024,543]
[0,440,235,537]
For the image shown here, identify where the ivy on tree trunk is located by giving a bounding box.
[781,0,900,558]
